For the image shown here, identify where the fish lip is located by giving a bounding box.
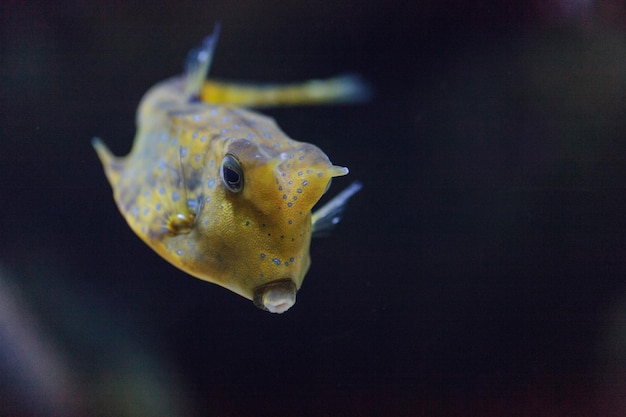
[253,279,296,314]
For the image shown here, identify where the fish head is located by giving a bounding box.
[195,137,347,313]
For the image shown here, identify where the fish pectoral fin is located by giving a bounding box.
[312,181,362,237]
[201,74,372,108]
[131,143,206,242]
[184,23,221,99]
[166,212,195,235]
[159,146,205,237]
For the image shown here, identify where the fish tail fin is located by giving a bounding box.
[201,73,372,108]
[184,23,221,98]
[92,137,122,185]
[312,181,362,237]
[312,73,372,103]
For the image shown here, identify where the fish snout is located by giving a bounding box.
[253,279,296,313]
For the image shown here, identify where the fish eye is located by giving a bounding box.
[221,154,244,193]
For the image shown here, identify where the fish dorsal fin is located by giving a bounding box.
[184,23,221,99]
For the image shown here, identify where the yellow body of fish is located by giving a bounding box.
[93,26,365,313]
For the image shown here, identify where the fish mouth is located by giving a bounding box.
[253,279,296,314]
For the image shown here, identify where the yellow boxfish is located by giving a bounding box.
[93,25,366,313]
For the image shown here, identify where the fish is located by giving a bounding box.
[93,25,365,313]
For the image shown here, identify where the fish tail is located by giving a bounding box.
[311,74,372,103]
[184,23,221,98]
[200,73,372,107]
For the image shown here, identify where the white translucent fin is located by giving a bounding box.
[184,23,221,98]
[312,181,362,237]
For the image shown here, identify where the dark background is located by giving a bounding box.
[2,1,626,416]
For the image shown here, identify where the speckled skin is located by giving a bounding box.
[94,76,349,301]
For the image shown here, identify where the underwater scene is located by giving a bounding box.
[2,1,626,416]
